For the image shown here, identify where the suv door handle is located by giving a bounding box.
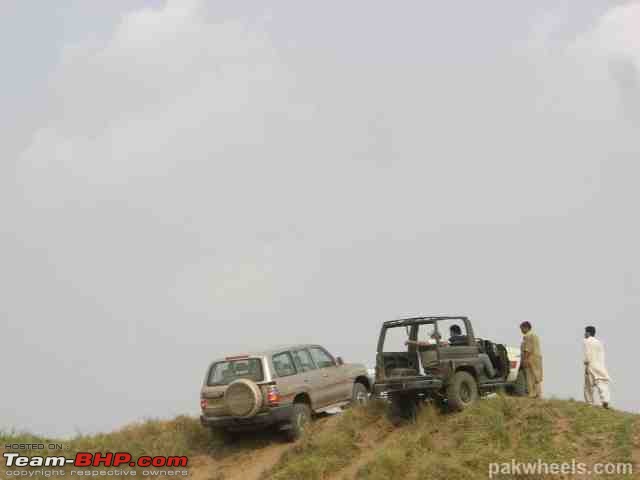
[304,379,310,383]
[322,373,329,378]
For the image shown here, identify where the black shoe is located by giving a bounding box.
[602,402,609,409]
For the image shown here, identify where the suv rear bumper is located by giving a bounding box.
[200,404,293,430]
[373,377,443,395]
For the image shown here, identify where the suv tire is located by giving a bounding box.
[210,427,237,444]
[352,383,369,406]
[285,403,311,442]
[446,371,479,411]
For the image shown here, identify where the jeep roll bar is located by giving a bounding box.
[378,316,476,351]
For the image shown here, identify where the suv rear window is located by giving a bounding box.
[207,358,264,386]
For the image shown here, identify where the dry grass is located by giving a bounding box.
[2,398,637,480]
[264,400,392,480]
[352,396,637,480]
[1,416,211,476]
[2,415,212,458]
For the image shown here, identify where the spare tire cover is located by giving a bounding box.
[225,379,263,417]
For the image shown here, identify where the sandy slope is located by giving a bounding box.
[187,400,640,480]
[189,414,341,480]
[189,441,290,480]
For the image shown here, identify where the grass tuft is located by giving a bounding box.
[3,398,637,479]
[349,397,638,480]
[0,416,212,477]
[267,402,390,480]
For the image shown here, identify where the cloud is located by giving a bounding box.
[590,2,640,58]
[18,2,298,200]
[5,1,640,435]
[17,1,640,226]
[571,2,640,124]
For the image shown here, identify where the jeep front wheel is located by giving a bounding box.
[446,371,479,411]
[285,403,312,442]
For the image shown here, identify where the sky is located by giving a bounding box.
[1,0,639,437]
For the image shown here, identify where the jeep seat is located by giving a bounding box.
[420,349,439,368]
[449,335,469,346]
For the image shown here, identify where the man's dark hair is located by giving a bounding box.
[450,325,462,335]
[520,321,532,330]
[585,326,596,337]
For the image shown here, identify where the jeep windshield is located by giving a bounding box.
[381,323,440,349]
[207,358,264,386]
[381,325,411,351]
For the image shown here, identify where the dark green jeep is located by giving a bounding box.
[373,316,526,422]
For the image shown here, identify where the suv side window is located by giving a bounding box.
[292,349,316,373]
[309,347,335,369]
[272,352,297,377]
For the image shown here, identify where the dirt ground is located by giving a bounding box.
[189,414,340,480]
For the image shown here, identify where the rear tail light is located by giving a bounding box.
[200,398,208,410]
[266,385,280,406]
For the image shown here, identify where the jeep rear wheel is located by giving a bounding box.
[388,394,419,425]
[446,371,479,411]
[285,403,311,442]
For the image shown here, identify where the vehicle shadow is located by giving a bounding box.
[207,428,287,460]
[206,411,340,460]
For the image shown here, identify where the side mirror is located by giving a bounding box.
[336,356,344,366]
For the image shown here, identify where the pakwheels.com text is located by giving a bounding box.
[489,459,634,477]
[3,453,188,468]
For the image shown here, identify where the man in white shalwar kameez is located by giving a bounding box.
[583,326,611,409]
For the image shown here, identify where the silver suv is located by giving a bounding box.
[200,344,370,441]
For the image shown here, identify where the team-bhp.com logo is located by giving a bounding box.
[4,452,188,468]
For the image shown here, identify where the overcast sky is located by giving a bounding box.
[1,1,639,437]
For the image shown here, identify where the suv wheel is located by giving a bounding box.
[285,403,311,442]
[446,371,479,411]
[352,383,369,406]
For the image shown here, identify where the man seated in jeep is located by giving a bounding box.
[406,324,497,378]
[448,325,497,379]
[448,324,468,345]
